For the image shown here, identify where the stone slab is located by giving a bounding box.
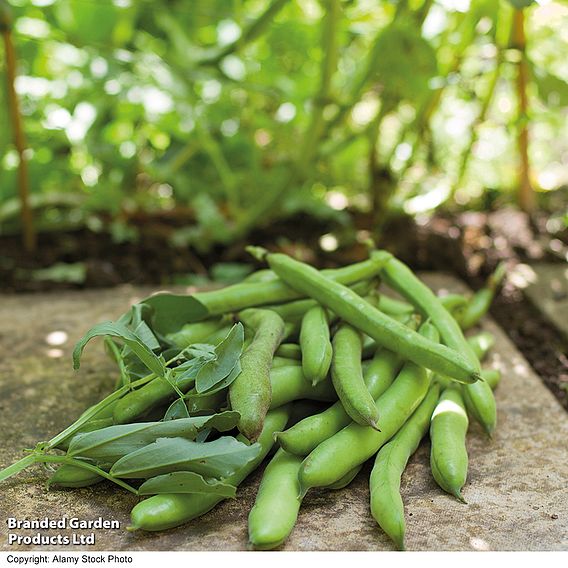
[523,263,568,343]
[0,276,567,552]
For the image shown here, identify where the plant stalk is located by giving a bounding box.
[1,2,36,253]
[512,9,534,212]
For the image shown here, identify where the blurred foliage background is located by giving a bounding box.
[0,0,567,287]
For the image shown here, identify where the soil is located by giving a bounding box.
[1,205,567,411]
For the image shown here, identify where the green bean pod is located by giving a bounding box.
[275,343,302,360]
[376,294,414,316]
[326,464,363,490]
[263,251,480,384]
[436,368,501,392]
[435,331,495,389]
[439,294,468,312]
[192,254,390,317]
[113,372,196,425]
[369,383,441,550]
[378,253,481,375]
[242,269,278,283]
[47,464,105,489]
[275,348,402,456]
[272,356,301,368]
[229,309,285,441]
[300,305,333,386]
[270,280,371,324]
[377,292,465,317]
[481,369,501,390]
[56,417,115,451]
[459,263,506,331]
[269,366,336,409]
[461,379,496,436]
[248,449,302,550]
[283,320,301,342]
[298,322,439,494]
[129,406,292,532]
[331,323,379,429]
[467,332,495,360]
[56,398,120,450]
[165,318,224,348]
[460,330,497,435]
[430,386,469,502]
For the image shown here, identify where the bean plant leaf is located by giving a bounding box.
[530,62,568,107]
[185,389,228,414]
[171,357,208,381]
[506,0,534,8]
[138,472,236,498]
[199,360,242,395]
[195,428,212,443]
[185,343,217,360]
[163,398,191,421]
[67,411,240,462]
[141,293,209,335]
[110,436,261,479]
[195,324,244,393]
[73,321,166,378]
[132,321,161,351]
[118,303,160,351]
[371,20,438,104]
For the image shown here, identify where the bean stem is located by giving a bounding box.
[36,455,139,495]
[46,349,190,450]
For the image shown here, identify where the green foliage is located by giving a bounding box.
[507,1,535,9]
[137,471,237,497]
[371,19,438,104]
[1,0,566,248]
[67,412,241,462]
[109,436,261,479]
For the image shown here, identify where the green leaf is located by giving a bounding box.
[199,360,242,395]
[110,436,261,479]
[141,294,209,335]
[132,321,160,351]
[163,399,190,421]
[54,0,120,46]
[67,411,240,463]
[118,303,160,351]
[530,64,568,107]
[506,0,534,9]
[30,263,86,284]
[195,323,244,393]
[138,472,236,498]
[184,344,217,360]
[371,20,438,103]
[73,322,166,378]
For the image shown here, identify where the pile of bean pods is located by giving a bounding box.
[0,248,506,551]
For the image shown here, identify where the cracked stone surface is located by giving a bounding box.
[0,275,567,552]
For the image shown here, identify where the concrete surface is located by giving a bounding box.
[523,263,568,343]
[0,275,567,552]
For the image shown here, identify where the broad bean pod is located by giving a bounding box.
[300,305,333,386]
[262,251,480,384]
[298,322,439,494]
[430,385,469,502]
[229,309,285,441]
[331,323,379,428]
[248,449,302,550]
[276,348,402,456]
[369,383,440,550]
[129,406,292,532]
[378,253,481,374]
